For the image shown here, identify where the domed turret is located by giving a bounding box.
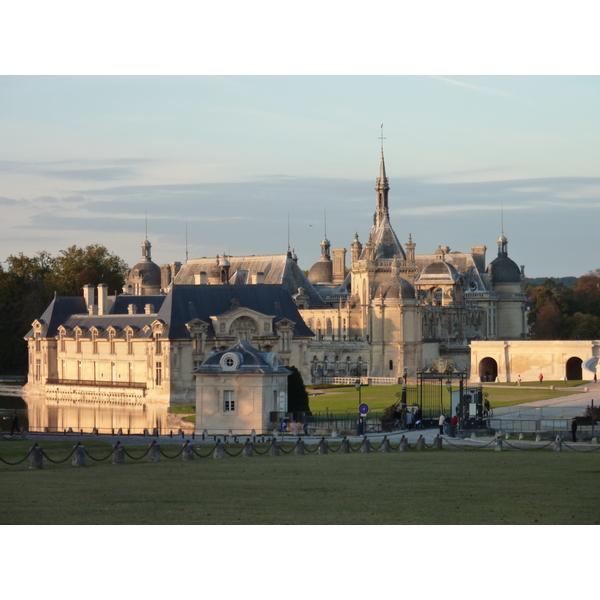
[487,234,521,284]
[125,238,161,294]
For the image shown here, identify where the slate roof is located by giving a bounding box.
[195,339,291,375]
[157,284,314,339]
[173,254,327,307]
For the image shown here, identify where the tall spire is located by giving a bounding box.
[375,124,390,225]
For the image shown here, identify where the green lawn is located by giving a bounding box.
[1,440,599,524]
[308,384,584,414]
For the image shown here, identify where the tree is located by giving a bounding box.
[287,365,311,415]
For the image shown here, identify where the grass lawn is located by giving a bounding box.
[308,384,584,414]
[1,440,599,525]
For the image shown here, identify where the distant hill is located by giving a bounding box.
[525,277,578,288]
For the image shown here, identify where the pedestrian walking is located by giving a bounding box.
[571,418,578,442]
[517,375,522,386]
[539,373,544,384]
[10,411,20,435]
[594,373,597,384]
[438,413,445,435]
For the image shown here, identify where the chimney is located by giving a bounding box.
[97,284,108,315]
[144,304,154,315]
[254,272,265,285]
[88,305,98,315]
[332,248,347,285]
[83,284,94,310]
[194,272,208,285]
[471,246,487,272]
[128,304,137,315]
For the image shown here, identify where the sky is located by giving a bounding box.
[2,4,600,283]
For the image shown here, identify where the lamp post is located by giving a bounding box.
[445,377,452,415]
[355,379,363,435]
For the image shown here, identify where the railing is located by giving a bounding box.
[320,377,369,385]
[45,378,146,390]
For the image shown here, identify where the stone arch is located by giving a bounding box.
[566,356,583,380]
[479,357,498,383]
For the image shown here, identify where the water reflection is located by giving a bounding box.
[1,393,171,435]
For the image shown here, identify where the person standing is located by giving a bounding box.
[594,373,597,384]
[517,375,522,386]
[10,411,20,435]
[438,413,445,435]
[539,373,544,384]
[571,418,578,442]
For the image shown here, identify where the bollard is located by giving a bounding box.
[554,435,562,452]
[143,428,149,437]
[505,432,510,440]
[269,439,280,457]
[117,428,123,436]
[93,428,98,436]
[535,433,542,442]
[149,441,161,462]
[242,440,254,457]
[202,429,208,441]
[19,428,28,440]
[29,444,43,469]
[434,435,443,450]
[72,443,86,467]
[179,429,184,438]
[416,436,425,451]
[340,438,350,453]
[182,440,194,461]
[234,435,238,444]
[471,432,476,439]
[381,437,390,453]
[361,436,371,453]
[112,442,125,464]
[153,428,159,437]
[519,433,524,440]
[295,439,305,455]
[331,429,338,438]
[44,427,50,433]
[318,437,328,454]
[399,435,408,452]
[495,437,503,452]
[214,440,225,459]
[592,437,598,445]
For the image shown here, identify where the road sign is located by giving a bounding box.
[359,403,370,415]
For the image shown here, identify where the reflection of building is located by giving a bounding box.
[194,339,290,434]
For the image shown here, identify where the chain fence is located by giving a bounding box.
[3,433,600,468]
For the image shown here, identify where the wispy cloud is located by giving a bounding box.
[430,76,514,98]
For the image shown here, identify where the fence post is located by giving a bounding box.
[554,435,562,452]
[399,436,408,452]
[182,440,194,461]
[143,428,149,437]
[29,444,43,469]
[242,440,254,457]
[72,443,86,467]
[416,436,425,451]
[117,428,123,436]
[19,427,28,440]
[340,438,350,453]
[269,438,280,457]
[318,437,328,455]
[495,437,503,452]
[518,433,524,440]
[505,432,510,440]
[149,441,161,462]
[213,440,225,459]
[592,437,598,445]
[535,433,542,442]
[361,437,371,453]
[112,441,125,464]
[434,435,443,450]
[381,437,390,453]
[153,428,159,437]
[295,439,305,455]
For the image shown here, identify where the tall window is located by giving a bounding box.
[35,333,41,353]
[92,331,98,354]
[35,359,41,381]
[76,332,82,354]
[154,333,162,355]
[127,331,133,355]
[109,330,116,355]
[155,361,162,386]
[223,390,235,412]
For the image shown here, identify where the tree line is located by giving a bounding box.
[0,245,127,375]
[526,270,600,340]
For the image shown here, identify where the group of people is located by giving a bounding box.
[280,421,310,436]
[391,406,422,430]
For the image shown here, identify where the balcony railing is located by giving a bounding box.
[46,378,146,390]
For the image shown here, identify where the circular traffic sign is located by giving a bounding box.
[359,403,370,415]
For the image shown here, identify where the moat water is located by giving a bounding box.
[0,391,169,435]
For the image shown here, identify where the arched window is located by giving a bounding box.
[326,319,333,336]
[389,359,393,371]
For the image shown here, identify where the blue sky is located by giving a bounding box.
[1,3,600,279]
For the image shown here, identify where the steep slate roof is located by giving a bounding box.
[196,339,290,375]
[156,284,314,339]
[26,296,87,338]
[173,254,327,307]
